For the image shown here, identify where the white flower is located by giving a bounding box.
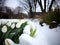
[5,39,11,45]
[11,23,15,29]
[2,26,7,33]
[5,39,19,45]
[21,19,27,24]
[16,19,27,28]
[6,22,11,26]
[16,22,21,28]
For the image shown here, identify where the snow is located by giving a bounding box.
[20,19,60,45]
[1,19,60,45]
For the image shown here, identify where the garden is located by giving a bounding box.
[0,19,60,45]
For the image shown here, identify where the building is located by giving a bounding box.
[28,12,46,19]
[0,6,28,19]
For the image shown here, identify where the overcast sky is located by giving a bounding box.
[4,0,19,9]
[4,0,42,12]
[4,0,60,14]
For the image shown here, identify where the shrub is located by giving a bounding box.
[42,8,60,28]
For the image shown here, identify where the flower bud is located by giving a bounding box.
[11,23,15,29]
[2,26,7,33]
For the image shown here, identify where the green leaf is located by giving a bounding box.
[30,27,33,34]
[11,21,27,44]
[32,29,36,37]
[30,27,36,37]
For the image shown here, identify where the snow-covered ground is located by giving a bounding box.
[22,19,60,45]
[0,19,60,45]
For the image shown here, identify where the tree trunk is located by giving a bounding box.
[48,0,55,11]
[44,0,46,12]
[28,1,33,18]
[38,0,44,12]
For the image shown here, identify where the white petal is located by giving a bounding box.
[11,23,15,29]
[20,19,27,24]
[16,22,21,28]
[2,26,7,33]
[5,39,18,45]
[6,22,11,26]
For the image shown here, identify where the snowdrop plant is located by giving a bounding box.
[0,20,27,45]
[6,22,11,27]
[30,27,36,37]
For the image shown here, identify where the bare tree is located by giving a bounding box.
[19,0,37,18]
[0,0,5,6]
[37,0,55,12]
[37,0,44,12]
[44,0,46,12]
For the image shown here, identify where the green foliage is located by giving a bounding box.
[43,8,60,28]
[30,27,36,37]
[11,21,27,43]
[0,21,27,45]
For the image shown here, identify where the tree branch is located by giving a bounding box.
[44,0,46,12]
[38,0,44,12]
[48,0,55,11]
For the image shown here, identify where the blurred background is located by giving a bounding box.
[0,0,60,19]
